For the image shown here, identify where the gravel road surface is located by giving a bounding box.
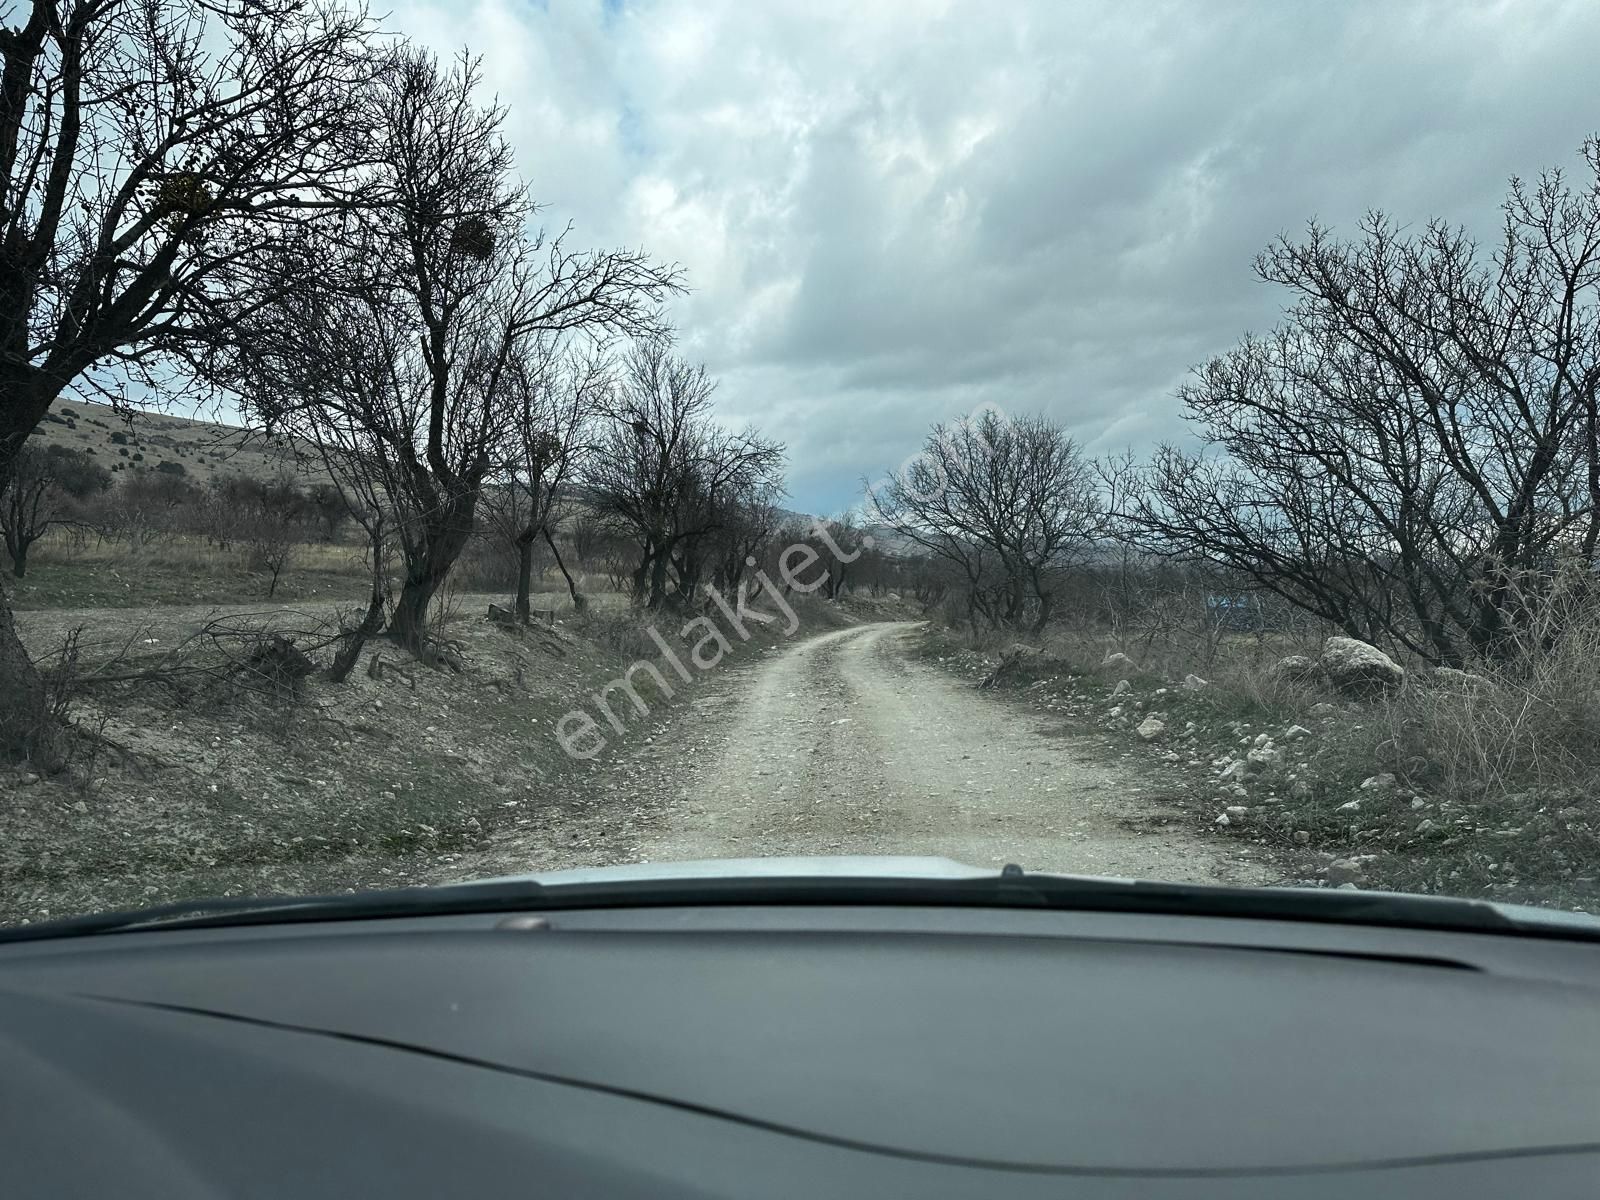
[622,621,1267,883]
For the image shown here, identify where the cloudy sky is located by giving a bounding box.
[390,0,1600,516]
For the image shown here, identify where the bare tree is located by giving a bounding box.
[869,409,1100,634]
[481,345,607,619]
[706,486,782,600]
[0,0,378,759]
[239,474,307,598]
[1126,141,1600,664]
[584,342,785,610]
[217,47,681,656]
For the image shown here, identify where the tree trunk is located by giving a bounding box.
[7,540,26,578]
[327,584,387,684]
[387,490,478,653]
[647,546,671,610]
[542,525,583,610]
[513,528,536,623]
[0,367,64,764]
[0,582,58,766]
[1029,590,1055,637]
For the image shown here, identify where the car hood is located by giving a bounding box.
[472,854,1600,937]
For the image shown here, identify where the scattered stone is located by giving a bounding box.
[1214,812,1231,827]
[1410,797,1426,810]
[1335,882,1361,891]
[1282,725,1312,742]
[1253,732,1271,748]
[72,800,88,814]
[1359,773,1398,792]
[1326,857,1365,885]
[1309,702,1339,716]
[1246,744,1283,768]
[1319,636,1404,697]
[1219,759,1249,782]
[1136,716,1166,740]
[1335,799,1361,812]
[1110,678,1132,698]
[20,772,39,786]
[1292,829,1311,844]
[1097,652,1139,679]
[1224,805,1249,823]
[1288,780,1313,800]
[1181,674,1209,691]
[1415,818,1438,833]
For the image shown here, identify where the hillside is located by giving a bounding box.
[27,398,320,486]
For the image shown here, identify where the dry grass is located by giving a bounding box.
[934,606,1600,907]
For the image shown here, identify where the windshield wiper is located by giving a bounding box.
[1,867,1589,945]
[0,879,549,944]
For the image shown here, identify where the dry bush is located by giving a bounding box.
[1376,597,1600,800]
[569,606,663,661]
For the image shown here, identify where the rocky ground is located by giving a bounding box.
[923,633,1600,909]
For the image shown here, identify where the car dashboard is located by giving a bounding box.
[2,901,1598,1198]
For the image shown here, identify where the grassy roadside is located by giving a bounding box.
[914,627,1600,912]
[0,591,879,925]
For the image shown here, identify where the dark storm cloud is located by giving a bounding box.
[393,0,1600,514]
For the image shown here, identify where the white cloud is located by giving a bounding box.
[390,0,1600,514]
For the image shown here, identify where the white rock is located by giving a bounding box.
[1181,674,1209,691]
[1415,818,1438,833]
[1319,637,1404,697]
[1219,759,1249,781]
[1359,773,1398,792]
[1098,652,1139,679]
[1326,857,1365,885]
[1214,813,1231,827]
[1136,716,1166,740]
[1335,799,1361,812]
[1224,805,1249,823]
[1310,702,1339,716]
[1292,829,1311,844]
[1246,745,1283,767]
[1282,725,1312,742]
[1110,678,1131,698]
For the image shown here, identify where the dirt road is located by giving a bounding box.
[605,621,1267,883]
